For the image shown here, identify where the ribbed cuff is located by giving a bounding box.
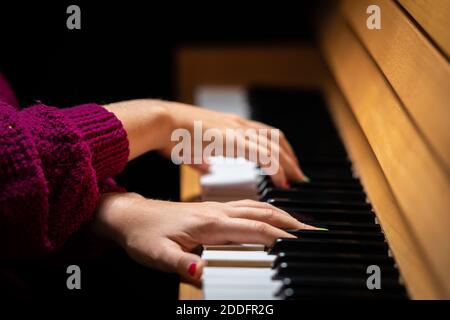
[63,104,129,181]
[98,177,126,194]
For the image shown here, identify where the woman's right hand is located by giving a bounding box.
[93,192,315,283]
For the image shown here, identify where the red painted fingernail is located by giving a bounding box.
[188,263,197,277]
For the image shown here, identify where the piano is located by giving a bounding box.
[176,0,450,300]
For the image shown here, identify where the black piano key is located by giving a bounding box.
[273,252,395,268]
[269,238,389,255]
[287,181,364,192]
[268,199,372,211]
[257,179,271,192]
[258,177,364,192]
[291,177,363,187]
[248,88,348,157]
[260,188,367,202]
[286,230,385,241]
[278,287,407,299]
[283,208,376,224]
[299,158,353,167]
[303,169,354,180]
[303,164,353,173]
[312,221,382,233]
[273,262,399,280]
[304,176,361,183]
[276,276,405,291]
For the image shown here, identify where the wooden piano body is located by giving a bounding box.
[176,0,450,299]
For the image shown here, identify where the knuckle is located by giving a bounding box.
[201,214,222,228]
[254,221,268,234]
[265,205,276,221]
[224,207,239,218]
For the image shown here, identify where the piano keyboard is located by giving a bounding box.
[198,87,408,299]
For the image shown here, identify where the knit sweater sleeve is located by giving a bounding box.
[0,102,129,258]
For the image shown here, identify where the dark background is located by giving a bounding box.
[0,1,317,201]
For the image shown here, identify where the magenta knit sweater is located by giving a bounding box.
[0,74,130,259]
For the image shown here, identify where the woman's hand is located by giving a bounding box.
[104,99,307,188]
[93,193,315,283]
[163,101,306,187]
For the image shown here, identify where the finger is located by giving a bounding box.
[278,131,300,167]
[220,218,295,247]
[237,135,288,188]
[269,137,304,183]
[245,120,308,182]
[227,200,318,230]
[228,207,314,230]
[246,119,300,166]
[268,131,306,182]
[228,199,291,216]
[160,240,206,282]
[243,131,303,183]
[280,150,305,182]
[234,201,317,229]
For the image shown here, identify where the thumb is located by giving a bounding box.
[163,241,206,281]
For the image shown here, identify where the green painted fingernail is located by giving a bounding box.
[303,175,311,183]
[316,227,329,231]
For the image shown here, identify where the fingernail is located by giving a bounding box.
[295,167,304,181]
[303,175,311,183]
[302,223,317,230]
[188,262,197,277]
[316,227,329,231]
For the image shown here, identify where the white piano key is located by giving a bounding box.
[203,268,278,289]
[204,288,279,300]
[200,155,262,201]
[195,86,251,119]
[203,267,281,300]
[205,276,281,289]
[203,244,265,251]
[202,250,275,267]
[203,266,275,278]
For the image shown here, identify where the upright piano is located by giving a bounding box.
[176,0,450,299]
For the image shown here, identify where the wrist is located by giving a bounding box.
[146,100,175,145]
[104,99,174,159]
[162,100,193,130]
[92,192,144,246]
